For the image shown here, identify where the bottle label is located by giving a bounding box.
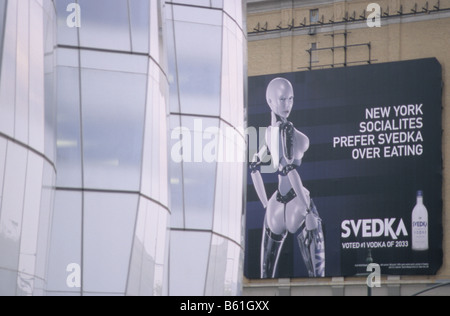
[412,221,428,228]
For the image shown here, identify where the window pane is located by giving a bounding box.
[54,0,79,46]
[173,5,222,26]
[149,0,162,63]
[18,153,44,280]
[129,0,149,53]
[127,198,169,296]
[211,0,223,9]
[78,0,131,51]
[56,66,82,188]
[0,1,17,136]
[126,198,147,296]
[45,69,57,163]
[29,0,45,153]
[153,206,168,296]
[213,122,245,244]
[205,235,227,296]
[141,62,169,204]
[173,19,222,116]
[183,159,217,230]
[169,116,184,228]
[0,0,8,75]
[0,143,27,271]
[169,231,211,296]
[140,199,158,296]
[80,50,148,74]
[81,67,146,191]
[166,15,181,113]
[221,15,245,128]
[35,161,56,281]
[15,0,30,144]
[83,192,138,294]
[46,191,82,293]
[180,116,218,230]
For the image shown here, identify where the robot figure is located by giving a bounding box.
[250,78,325,278]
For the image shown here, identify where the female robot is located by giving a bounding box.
[250,78,325,278]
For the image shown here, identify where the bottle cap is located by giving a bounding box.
[417,190,424,197]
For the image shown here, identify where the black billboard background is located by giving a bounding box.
[245,58,443,279]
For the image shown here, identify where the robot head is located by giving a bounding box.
[266,78,294,119]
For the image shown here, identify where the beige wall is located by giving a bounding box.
[246,0,450,295]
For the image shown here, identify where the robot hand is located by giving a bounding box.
[250,154,262,173]
[297,202,326,277]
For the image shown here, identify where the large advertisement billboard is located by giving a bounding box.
[245,58,443,279]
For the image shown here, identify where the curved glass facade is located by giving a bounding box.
[0,0,246,296]
[0,0,56,296]
[167,1,247,296]
[47,0,170,296]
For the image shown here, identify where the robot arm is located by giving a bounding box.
[250,146,269,209]
[287,169,310,209]
[280,121,295,164]
[280,121,311,208]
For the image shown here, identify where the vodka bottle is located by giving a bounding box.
[411,191,429,251]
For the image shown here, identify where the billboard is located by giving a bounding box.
[245,58,443,279]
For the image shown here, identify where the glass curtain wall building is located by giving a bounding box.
[167,0,247,296]
[0,0,56,296]
[47,0,170,296]
[0,0,246,296]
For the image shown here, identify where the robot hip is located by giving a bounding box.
[266,190,308,235]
